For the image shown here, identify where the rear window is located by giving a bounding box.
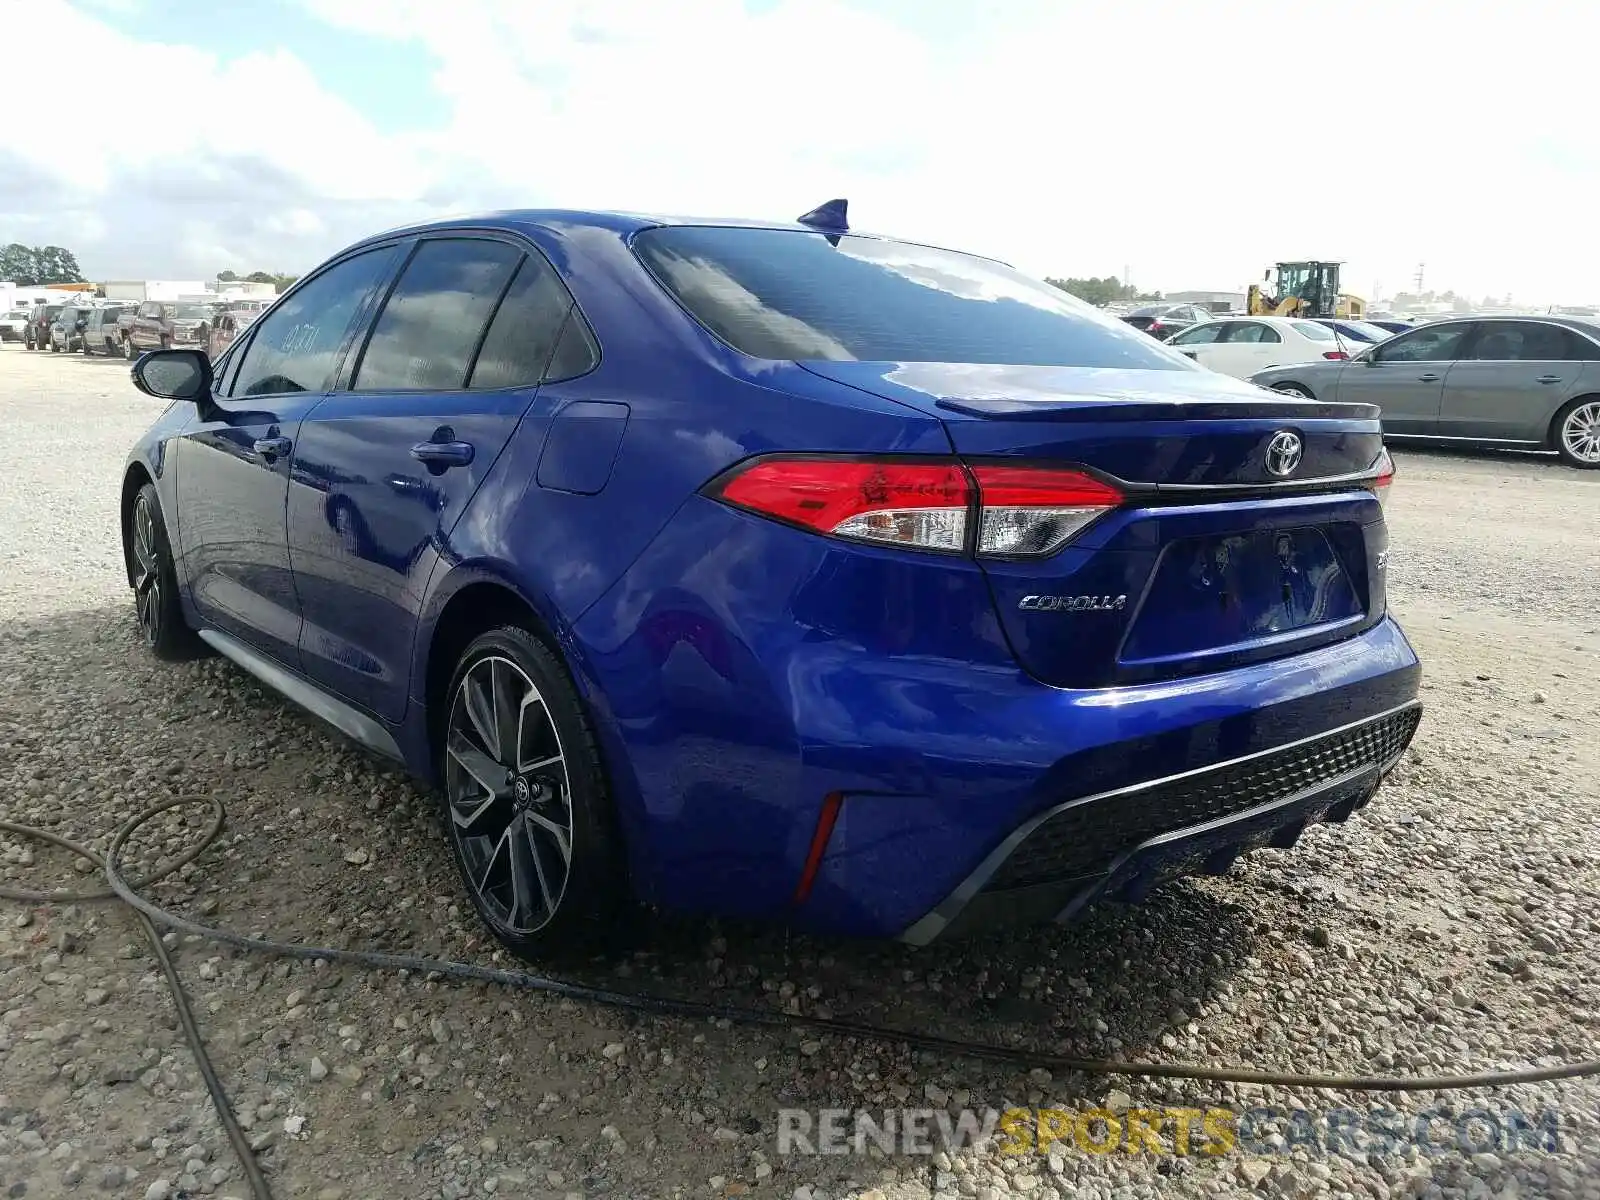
[1291,320,1336,341]
[633,226,1189,370]
[1340,321,1393,342]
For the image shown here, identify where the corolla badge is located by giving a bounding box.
[1264,429,1304,478]
[1018,594,1128,613]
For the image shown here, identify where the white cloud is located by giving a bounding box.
[6,0,1600,303]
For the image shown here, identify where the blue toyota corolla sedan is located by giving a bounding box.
[121,201,1421,959]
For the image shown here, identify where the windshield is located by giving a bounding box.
[4,311,26,320]
[171,305,214,320]
[634,226,1190,370]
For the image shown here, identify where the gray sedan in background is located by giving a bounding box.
[1249,315,1600,468]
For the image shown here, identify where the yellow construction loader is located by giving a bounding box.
[1246,261,1366,320]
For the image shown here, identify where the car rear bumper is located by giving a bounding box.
[898,700,1419,943]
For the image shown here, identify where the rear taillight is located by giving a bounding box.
[968,465,1124,557]
[1323,350,1349,360]
[716,459,970,552]
[710,457,1123,559]
[1372,448,1395,510]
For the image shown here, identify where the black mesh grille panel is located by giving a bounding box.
[984,707,1421,892]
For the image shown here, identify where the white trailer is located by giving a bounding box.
[101,280,207,302]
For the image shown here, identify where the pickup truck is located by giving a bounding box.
[82,304,135,356]
[125,300,215,357]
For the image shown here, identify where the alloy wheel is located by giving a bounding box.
[443,655,574,935]
[131,493,163,645]
[1561,401,1600,465]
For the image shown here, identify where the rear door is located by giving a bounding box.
[1201,320,1284,378]
[1338,321,1473,435]
[287,234,589,722]
[1438,321,1592,442]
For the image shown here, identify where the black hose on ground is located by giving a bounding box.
[3,795,1599,1200]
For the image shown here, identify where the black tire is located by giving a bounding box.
[1272,383,1315,399]
[1551,396,1600,470]
[49,338,60,353]
[439,625,627,961]
[127,483,206,660]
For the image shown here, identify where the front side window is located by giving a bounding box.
[1375,324,1471,363]
[231,247,397,399]
[1225,322,1281,344]
[354,239,522,392]
[633,226,1190,370]
[1170,323,1223,345]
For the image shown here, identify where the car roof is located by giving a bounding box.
[1223,315,1311,328]
[1394,313,1600,337]
[343,207,1009,266]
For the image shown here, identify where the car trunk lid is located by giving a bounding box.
[801,361,1391,687]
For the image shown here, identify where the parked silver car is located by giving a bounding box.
[1249,316,1600,468]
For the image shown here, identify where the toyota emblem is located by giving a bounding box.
[1264,430,1303,478]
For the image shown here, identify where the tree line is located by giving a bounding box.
[1046,276,1163,306]
[0,244,84,287]
[217,269,300,294]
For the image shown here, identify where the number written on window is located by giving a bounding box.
[231,248,397,398]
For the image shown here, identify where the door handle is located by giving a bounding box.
[253,435,291,460]
[410,440,475,468]
[1537,374,1561,384]
[1416,372,1440,382]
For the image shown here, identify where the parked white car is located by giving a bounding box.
[0,309,29,342]
[1164,315,1354,379]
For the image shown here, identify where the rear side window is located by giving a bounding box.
[467,252,583,389]
[355,239,522,391]
[1466,322,1583,361]
[633,226,1188,370]
[1225,323,1281,344]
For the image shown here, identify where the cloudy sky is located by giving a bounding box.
[5,0,1598,305]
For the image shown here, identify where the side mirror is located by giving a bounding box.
[132,348,212,401]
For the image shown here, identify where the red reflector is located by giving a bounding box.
[969,465,1123,508]
[792,792,843,904]
[1323,351,1349,360]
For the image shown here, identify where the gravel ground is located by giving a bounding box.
[0,342,1597,1200]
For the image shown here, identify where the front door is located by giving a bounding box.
[288,235,582,722]
[174,245,401,668]
[1338,322,1474,436]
